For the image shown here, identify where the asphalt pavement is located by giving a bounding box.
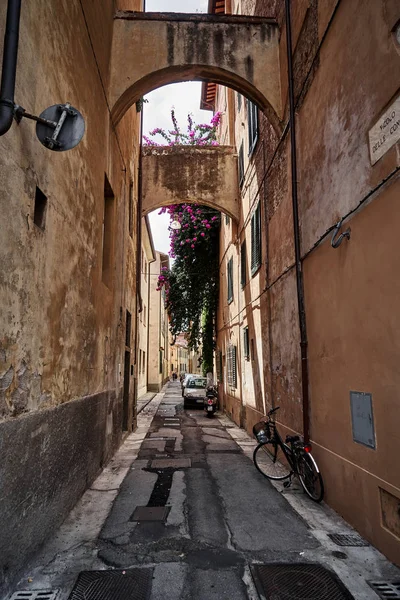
[8,381,399,600]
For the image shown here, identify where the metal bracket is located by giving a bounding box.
[331,218,351,248]
[14,102,77,149]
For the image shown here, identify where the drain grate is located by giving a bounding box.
[130,506,170,521]
[328,533,369,547]
[10,592,59,600]
[368,580,400,599]
[250,563,355,599]
[67,569,153,600]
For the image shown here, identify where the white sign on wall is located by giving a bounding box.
[368,95,400,165]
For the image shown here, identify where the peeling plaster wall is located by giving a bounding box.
[0,0,143,592]
[216,0,400,565]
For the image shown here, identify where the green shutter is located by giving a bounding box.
[241,240,246,287]
[251,202,261,275]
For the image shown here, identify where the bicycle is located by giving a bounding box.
[253,406,324,502]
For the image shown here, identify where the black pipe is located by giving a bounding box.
[285,0,310,443]
[0,0,22,136]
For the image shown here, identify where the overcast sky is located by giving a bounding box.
[144,0,210,257]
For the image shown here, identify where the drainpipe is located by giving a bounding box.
[285,0,310,443]
[0,0,22,136]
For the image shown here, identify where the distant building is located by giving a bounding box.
[148,252,170,391]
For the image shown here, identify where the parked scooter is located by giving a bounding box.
[204,386,218,417]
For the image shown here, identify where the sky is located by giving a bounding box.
[144,0,210,257]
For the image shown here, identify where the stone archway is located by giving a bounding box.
[110,12,282,134]
[141,145,239,220]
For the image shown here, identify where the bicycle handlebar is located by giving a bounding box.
[267,406,280,416]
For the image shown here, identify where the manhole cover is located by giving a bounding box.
[328,533,369,547]
[67,569,153,600]
[250,563,355,599]
[130,506,170,521]
[368,580,400,599]
[9,592,59,600]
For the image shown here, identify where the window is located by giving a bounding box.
[225,214,230,225]
[237,93,242,111]
[251,338,255,361]
[128,181,133,238]
[238,142,244,188]
[125,310,131,348]
[139,349,142,374]
[144,260,147,281]
[240,240,247,288]
[142,351,146,374]
[247,100,258,156]
[251,201,261,276]
[34,186,47,230]
[102,176,115,288]
[227,257,234,304]
[159,351,163,374]
[243,327,250,360]
[227,345,237,388]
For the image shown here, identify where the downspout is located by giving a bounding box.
[0,0,22,135]
[285,0,310,443]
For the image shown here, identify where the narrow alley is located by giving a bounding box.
[10,381,399,600]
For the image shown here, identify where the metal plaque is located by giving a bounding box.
[350,391,376,449]
[368,94,400,165]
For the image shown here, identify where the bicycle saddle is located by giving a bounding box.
[285,435,300,443]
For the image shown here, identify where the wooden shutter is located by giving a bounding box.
[251,201,261,275]
[247,100,258,156]
[227,257,233,303]
[240,240,246,287]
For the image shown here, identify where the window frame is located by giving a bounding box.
[251,201,262,276]
[247,99,259,157]
[238,142,245,188]
[243,327,250,360]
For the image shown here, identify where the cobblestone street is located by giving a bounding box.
[10,382,399,600]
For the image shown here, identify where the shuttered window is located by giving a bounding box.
[243,327,250,360]
[227,257,234,304]
[227,345,237,388]
[238,143,244,188]
[251,201,261,276]
[247,100,258,156]
[240,240,246,288]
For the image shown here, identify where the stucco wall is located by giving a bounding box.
[0,0,143,592]
[216,0,400,565]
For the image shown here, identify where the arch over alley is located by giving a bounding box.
[110,12,282,133]
[141,145,239,220]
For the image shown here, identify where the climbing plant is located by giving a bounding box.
[147,109,223,373]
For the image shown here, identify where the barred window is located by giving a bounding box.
[240,240,247,288]
[227,345,237,388]
[227,257,234,304]
[247,100,258,156]
[243,327,250,360]
[251,201,261,276]
[238,143,244,188]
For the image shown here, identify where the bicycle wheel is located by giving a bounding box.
[253,442,292,480]
[297,452,324,502]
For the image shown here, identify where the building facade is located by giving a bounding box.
[0,0,144,592]
[148,252,170,392]
[211,0,400,566]
[137,217,156,398]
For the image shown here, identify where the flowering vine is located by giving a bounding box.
[144,109,222,147]
[147,109,222,367]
